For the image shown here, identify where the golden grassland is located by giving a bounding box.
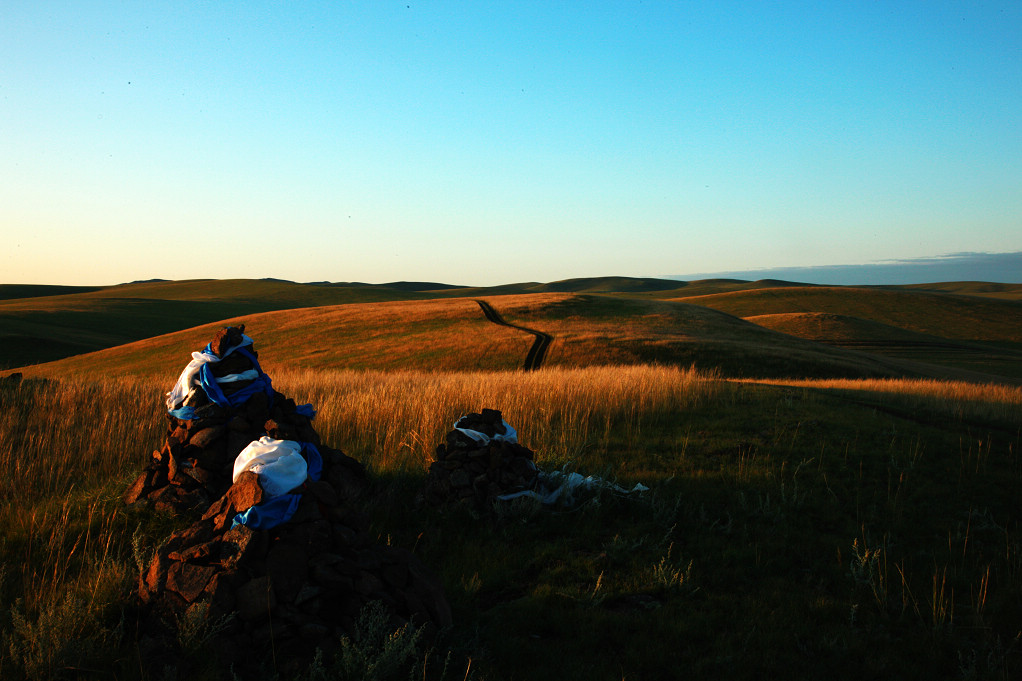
[11,286,1022,388]
[272,363,722,471]
[12,297,535,380]
[0,366,718,629]
[2,364,1022,679]
[11,292,924,384]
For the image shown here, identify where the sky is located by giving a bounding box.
[2,1,1020,287]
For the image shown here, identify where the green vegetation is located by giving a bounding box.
[671,285,1022,343]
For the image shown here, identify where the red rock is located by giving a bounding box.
[218,525,262,570]
[209,326,245,358]
[166,562,216,603]
[168,539,217,564]
[190,425,226,449]
[225,471,265,513]
[123,469,155,505]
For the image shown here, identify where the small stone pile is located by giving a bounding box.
[124,325,321,513]
[128,326,451,678]
[421,408,539,509]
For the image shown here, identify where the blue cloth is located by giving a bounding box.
[230,441,323,531]
[198,346,274,410]
[302,441,323,482]
[296,403,316,419]
[232,493,301,530]
[169,406,196,420]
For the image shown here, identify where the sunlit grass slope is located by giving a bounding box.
[0,279,434,369]
[476,293,933,379]
[11,297,534,379]
[697,288,1022,381]
[13,292,989,383]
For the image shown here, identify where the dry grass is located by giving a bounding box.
[0,378,165,505]
[13,297,534,379]
[272,363,722,471]
[741,376,1022,424]
[3,364,1022,679]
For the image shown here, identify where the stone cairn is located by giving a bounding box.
[420,408,539,509]
[126,326,451,678]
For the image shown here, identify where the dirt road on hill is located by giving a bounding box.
[475,300,552,371]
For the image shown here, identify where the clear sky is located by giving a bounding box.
[3,1,1020,286]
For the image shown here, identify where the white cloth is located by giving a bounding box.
[215,369,260,383]
[165,335,254,410]
[498,468,649,506]
[454,419,518,445]
[232,436,308,497]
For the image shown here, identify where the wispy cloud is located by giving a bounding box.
[668,252,1022,285]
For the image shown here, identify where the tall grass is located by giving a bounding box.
[2,367,1020,678]
[744,377,1022,425]
[272,364,723,471]
[0,378,165,506]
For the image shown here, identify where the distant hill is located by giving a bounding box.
[0,279,432,369]
[3,277,1020,383]
[745,311,1022,381]
[672,285,1022,342]
[9,291,1009,385]
[889,282,1022,301]
[0,284,105,301]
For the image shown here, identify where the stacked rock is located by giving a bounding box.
[421,408,539,509]
[138,468,451,677]
[128,326,452,678]
[124,325,320,513]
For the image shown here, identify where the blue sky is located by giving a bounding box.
[2,1,1020,286]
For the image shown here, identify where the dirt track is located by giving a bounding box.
[475,300,552,371]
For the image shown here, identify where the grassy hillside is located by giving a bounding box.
[0,284,105,300]
[4,278,1020,383]
[479,293,945,380]
[0,279,434,369]
[7,297,536,380]
[892,281,1022,301]
[672,286,1022,342]
[747,312,1022,381]
[11,292,998,384]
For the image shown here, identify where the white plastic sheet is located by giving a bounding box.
[232,436,308,497]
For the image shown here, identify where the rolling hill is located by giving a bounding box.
[667,285,1022,342]
[3,277,1019,383]
[4,291,1007,385]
